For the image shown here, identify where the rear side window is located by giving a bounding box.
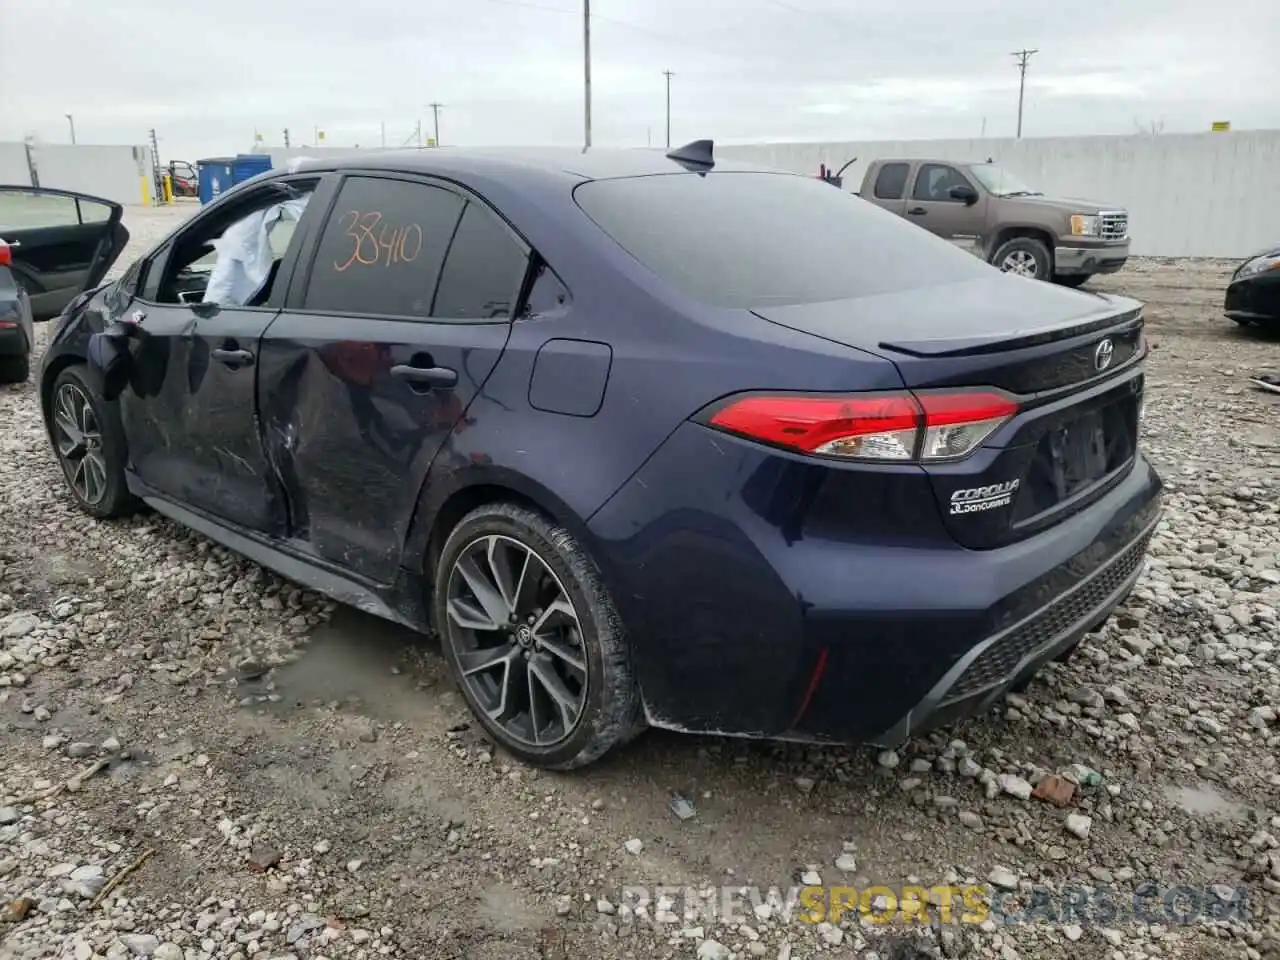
[433,203,529,320]
[873,163,909,200]
[575,172,986,309]
[0,190,112,229]
[303,176,464,317]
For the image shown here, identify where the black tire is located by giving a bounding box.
[434,502,643,769]
[47,364,139,519]
[0,354,29,384]
[991,237,1052,281]
[1054,274,1090,289]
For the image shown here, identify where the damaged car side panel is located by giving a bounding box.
[253,171,530,587]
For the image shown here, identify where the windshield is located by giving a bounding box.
[967,163,1041,197]
[574,172,987,309]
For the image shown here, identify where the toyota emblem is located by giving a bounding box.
[1094,338,1114,372]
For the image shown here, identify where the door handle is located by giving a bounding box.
[907,207,927,216]
[390,364,457,388]
[212,348,254,367]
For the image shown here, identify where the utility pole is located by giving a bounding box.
[428,103,442,146]
[583,0,592,148]
[65,114,76,144]
[148,127,162,203]
[662,70,673,148]
[283,128,291,147]
[1011,48,1038,139]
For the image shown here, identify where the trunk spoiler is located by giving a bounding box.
[877,299,1143,359]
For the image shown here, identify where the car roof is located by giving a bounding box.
[286,145,783,185]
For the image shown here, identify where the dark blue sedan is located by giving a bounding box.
[38,143,1162,768]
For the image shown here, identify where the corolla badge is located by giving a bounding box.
[950,480,1020,515]
[1094,338,1115,372]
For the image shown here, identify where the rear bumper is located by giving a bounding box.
[870,513,1155,745]
[589,421,1163,744]
[1055,242,1130,276]
[0,322,30,357]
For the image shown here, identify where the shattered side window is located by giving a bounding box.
[203,196,311,307]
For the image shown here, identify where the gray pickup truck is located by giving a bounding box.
[857,158,1129,287]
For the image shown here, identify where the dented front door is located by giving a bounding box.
[119,297,288,534]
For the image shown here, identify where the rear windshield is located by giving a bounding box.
[574,172,988,309]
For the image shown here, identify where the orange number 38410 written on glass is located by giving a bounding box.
[332,210,424,272]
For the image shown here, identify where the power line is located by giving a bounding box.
[1012,48,1038,139]
[479,0,740,60]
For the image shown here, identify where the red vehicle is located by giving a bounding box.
[167,161,198,198]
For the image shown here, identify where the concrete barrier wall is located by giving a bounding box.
[719,130,1280,259]
[0,144,32,185]
[5,133,1277,255]
[248,145,403,170]
[0,143,155,206]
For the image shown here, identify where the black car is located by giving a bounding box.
[1225,243,1280,328]
[0,186,129,383]
[38,146,1161,769]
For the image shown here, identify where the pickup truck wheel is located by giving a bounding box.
[992,238,1051,281]
[1054,274,1090,289]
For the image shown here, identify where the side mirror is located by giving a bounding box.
[949,184,979,205]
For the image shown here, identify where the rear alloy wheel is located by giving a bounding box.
[0,354,29,384]
[435,503,642,769]
[991,237,1052,281]
[48,365,137,518]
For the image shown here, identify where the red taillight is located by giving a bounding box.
[705,389,1018,462]
[0,243,11,267]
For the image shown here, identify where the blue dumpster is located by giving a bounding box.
[197,157,235,205]
[232,153,273,186]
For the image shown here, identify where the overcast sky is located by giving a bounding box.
[2,0,1276,162]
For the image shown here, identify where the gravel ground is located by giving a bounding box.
[2,206,1279,960]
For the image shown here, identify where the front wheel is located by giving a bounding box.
[991,237,1052,281]
[47,365,138,518]
[434,502,643,769]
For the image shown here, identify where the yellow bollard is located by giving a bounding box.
[139,176,152,206]
[162,174,173,204]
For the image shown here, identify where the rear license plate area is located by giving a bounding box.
[1015,398,1137,520]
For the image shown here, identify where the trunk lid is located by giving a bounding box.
[753,275,1146,549]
